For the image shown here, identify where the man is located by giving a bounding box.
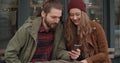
[5,1,68,63]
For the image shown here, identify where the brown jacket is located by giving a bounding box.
[53,21,111,63]
[82,21,111,63]
[63,21,111,63]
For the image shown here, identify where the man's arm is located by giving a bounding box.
[56,22,71,60]
[5,26,27,63]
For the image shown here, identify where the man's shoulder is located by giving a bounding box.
[25,16,41,23]
[21,16,41,27]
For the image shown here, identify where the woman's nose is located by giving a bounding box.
[73,16,77,20]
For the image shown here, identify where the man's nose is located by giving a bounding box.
[55,18,60,23]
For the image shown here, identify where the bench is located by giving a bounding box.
[0,49,5,63]
[108,48,115,59]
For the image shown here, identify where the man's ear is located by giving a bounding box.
[41,11,46,18]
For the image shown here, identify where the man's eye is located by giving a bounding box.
[51,16,57,19]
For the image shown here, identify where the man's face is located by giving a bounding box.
[42,8,62,29]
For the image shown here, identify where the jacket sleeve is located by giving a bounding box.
[5,25,27,63]
[56,36,71,61]
[55,23,71,61]
[86,22,109,63]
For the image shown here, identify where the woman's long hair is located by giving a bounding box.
[65,11,92,55]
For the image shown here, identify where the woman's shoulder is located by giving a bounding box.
[90,21,103,31]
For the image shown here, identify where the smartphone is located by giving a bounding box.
[74,44,81,49]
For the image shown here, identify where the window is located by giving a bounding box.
[0,0,18,49]
[114,0,120,48]
[30,0,46,16]
[85,0,103,24]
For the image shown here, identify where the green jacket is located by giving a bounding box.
[5,17,70,63]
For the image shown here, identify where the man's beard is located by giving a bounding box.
[44,19,57,30]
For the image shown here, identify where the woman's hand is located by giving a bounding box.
[68,49,81,60]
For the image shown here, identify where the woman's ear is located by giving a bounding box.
[41,11,46,18]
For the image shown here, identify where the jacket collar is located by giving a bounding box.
[26,16,62,43]
[28,17,42,42]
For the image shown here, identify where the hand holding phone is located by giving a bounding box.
[69,45,81,60]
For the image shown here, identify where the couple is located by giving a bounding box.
[5,0,111,63]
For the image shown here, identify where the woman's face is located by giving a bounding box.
[69,8,82,26]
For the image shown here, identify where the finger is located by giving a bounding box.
[68,52,79,60]
[68,52,79,58]
[76,49,81,52]
[71,50,80,55]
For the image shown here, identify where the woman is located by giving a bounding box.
[65,0,111,63]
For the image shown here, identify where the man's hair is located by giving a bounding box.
[42,0,63,14]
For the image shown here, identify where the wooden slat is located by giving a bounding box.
[108,48,115,59]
